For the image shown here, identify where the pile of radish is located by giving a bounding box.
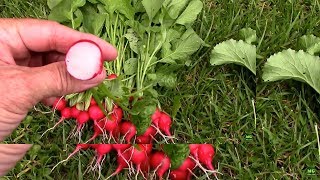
[49,96,173,144]
[53,143,217,180]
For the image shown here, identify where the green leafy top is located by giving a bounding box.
[262,49,320,94]
[299,35,320,55]
[210,39,256,75]
[240,28,257,44]
[162,144,190,169]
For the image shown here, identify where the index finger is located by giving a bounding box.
[15,18,118,61]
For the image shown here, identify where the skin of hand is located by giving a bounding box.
[0,18,117,176]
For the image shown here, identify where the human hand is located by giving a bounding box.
[0,18,117,176]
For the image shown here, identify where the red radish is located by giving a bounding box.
[143,126,157,138]
[136,135,152,144]
[150,151,170,180]
[176,157,196,172]
[86,120,106,142]
[151,108,162,126]
[53,98,67,111]
[107,73,117,80]
[51,107,72,129]
[169,170,190,180]
[108,149,132,177]
[112,106,123,122]
[92,144,113,165]
[90,98,97,106]
[71,106,81,118]
[189,144,200,158]
[112,144,131,154]
[65,40,103,80]
[131,146,148,173]
[103,115,118,132]
[140,156,150,178]
[120,121,137,143]
[76,111,90,131]
[88,105,105,121]
[138,144,153,155]
[158,113,172,136]
[198,144,215,170]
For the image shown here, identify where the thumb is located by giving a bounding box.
[29,61,106,100]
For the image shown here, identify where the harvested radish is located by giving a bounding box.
[92,144,113,165]
[90,98,97,106]
[158,113,172,136]
[143,126,157,138]
[88,105,105,121]
[131,145,148,175]
[112,105,123,122]
[51,107,72,129]
[169,169,190,180]
[198,144,215,170]
[138,144,153,155]
[86,120,106,143]
[65,40,103,80]
[189,144,200,158]
[107,148,132,178]
[71,106,81,118]
[76,111,90,131]
[53,98,67,111]
[176,157,196,172]
[136,135,152,144]
[107,73,117,80]
[120,121,137,143]
[150,151,170,180]
[151,108,162,126]
[112,144,131,154]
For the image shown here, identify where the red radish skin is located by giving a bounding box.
[131,146,148,173]
[189,144,200,158]
[198,144,215,170]
[88,105,105,121]
[150,151,171,180]
[90,98,97,106]
[86,120,106,143]
[65,40,103,80]
[136,135,152,144]
[158,113,172,136]
[53,98,67,111]
[107,73,117,80]
[169,170,190,180]
[71,106,81,118]
[177,157,196,172]
[93,144,113,165]
[151,108,162,126]
[112,144,131,154]
[76,111,90,131]
[51,107,72,129]
[108,149,132,178]
[120,121,137,143]
[143,126,157,138]
[112,106,123,122]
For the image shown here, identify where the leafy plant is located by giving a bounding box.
[210,28,257,75]
[262,35,320,94]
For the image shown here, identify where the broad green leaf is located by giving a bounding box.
[163,144,190,169]
[164,0,190,19]
[210,39,256,75]
[99,0,135,20]
[299,35,320,51]
[142,0,165,21]
[262,49,320,94]
[47,0,63,9]
[73,9,83,29]
[103,78,124,97]
[82,7,105,36]
[72,0,86,9]
[240,28,256,44]
[161,28,203,63]
[124,29,140,54]
[124,58,138,75]
[48,0,73,22]
[176,0,203,26]
[307,42,320,55]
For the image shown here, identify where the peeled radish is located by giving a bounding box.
[65,40,103,80]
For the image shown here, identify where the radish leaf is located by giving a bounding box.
[124,58,138,75]
[240,28,256,44]
[100,0,135,20]
[47,0,63,9]
[164,0,190,20]
[262,49,320,94]
[142,0,165,21]
[82,6,105,36]
[163,144,190,169]
[210,39,256,75]
[176,0,203,26]
[299,34,320,55]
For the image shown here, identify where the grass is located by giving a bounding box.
[0,0,319,179]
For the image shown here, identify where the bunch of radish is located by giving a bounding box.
[48,95,174,144]
[53,143,217,179]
